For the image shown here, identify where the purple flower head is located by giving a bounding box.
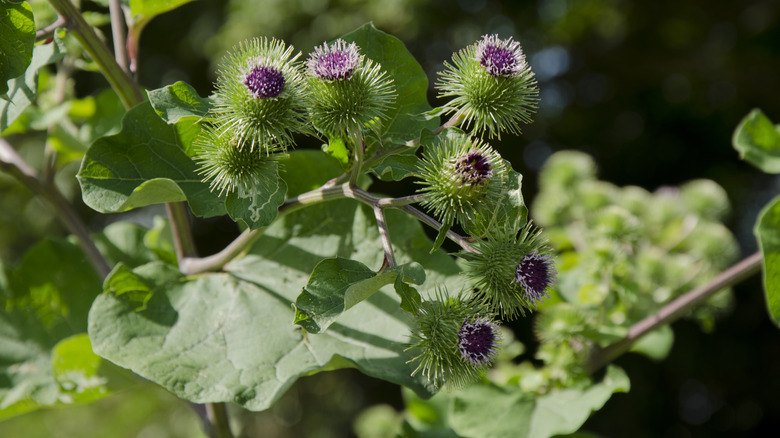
[244,65,285,98]
[457,317,499,366]
[514,251,556,304]
[307,39,361,81]
[475,34,526,78]
[455,150,494,185]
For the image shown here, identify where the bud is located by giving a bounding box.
[460,223,556,319]
[416,134,507,227]
[436,34,538,138]
[306,39,395,139]
[195,126,275,195]
[211,37,309,154]
[407,289,500,389]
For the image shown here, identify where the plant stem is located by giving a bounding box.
[0,138,111,278]
[36,15,67,41]
[373,206,396,268]
[180,184,476,274]
[585,251,763,374]
[108,0,129,73]
[166,202,197,259]
[47,0,143,109]
[205,402,234,438]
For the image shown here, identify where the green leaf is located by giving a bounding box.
[755,195,780,328]
[371,152,420,181]
[147,81,211,125]
[322,135,351,169]
[88,152,464,411]
[466,165,528,237]
[732,108,780,173]
[1,35,65,133]
[629,325,674,360]
[224,161,287,230]
[431,221,450,254]
[92,220,163,268]
[129,0,197,20]
[51,334,133,405]
[0,239,113,419]
[77,102,225,217]
[294,258,425,333]
[448,366,630,438]
[0,0,35,98]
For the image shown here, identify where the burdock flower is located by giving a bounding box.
[307,39,360,81]
[416,133,507,228]
[436,34,538,139]
[211,37,309,153]
[408,289,500,389]
[458,317,500,367]
[195,125,276,196]
[459,223,556,319]
[306,39,395,139]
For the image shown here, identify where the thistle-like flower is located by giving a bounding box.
[195,125,276,196]
[211,37,309,153]
[408,289,500,389]
[306,39,395,139]
[416,133,507,228]
[459,223,556,319]
[436,34,539,138]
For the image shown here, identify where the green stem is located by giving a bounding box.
[180,184,475,274]
[585,251,763,374]
[0,139,111,278]
[47,0,143,109]
[205,403,234,438]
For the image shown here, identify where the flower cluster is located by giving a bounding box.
[459,223,557,319]
[415,133,507,228]
[306,39,395,139]
[407,290,500,390]
[437,34,539,138]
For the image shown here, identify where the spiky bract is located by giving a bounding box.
[436,34,538,139]
[306,40,395,139]
[195,126,276,196]
[408,289,499,390]
[211,37,309,153]
[416,135,507,228]
[460,223,556,319]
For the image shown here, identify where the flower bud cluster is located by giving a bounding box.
[195,37,395,194]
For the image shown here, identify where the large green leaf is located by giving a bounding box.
[294,258,425,333]
[755,195,780,327]
[732,108,780,174]
[77,102,225,217]
[448,366,630,438]
[0,239,123,419]
[1,35,64,133]
[88,150,463,411]
[0,0,35,98]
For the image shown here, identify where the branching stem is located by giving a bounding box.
[585,251,763,374]
[47,0,143,108]
[0,138,110,278]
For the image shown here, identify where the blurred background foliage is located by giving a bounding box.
[1,0,779,437]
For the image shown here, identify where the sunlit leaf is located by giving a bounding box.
[0,0,35,98]
[755,195,780,328]
[732,108,780,174]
